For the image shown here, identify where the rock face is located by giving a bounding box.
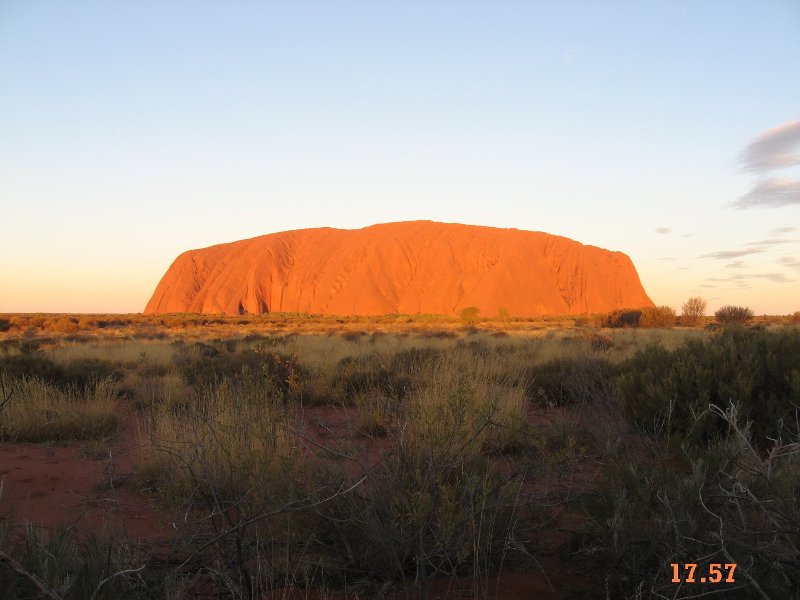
[144,221,654,316]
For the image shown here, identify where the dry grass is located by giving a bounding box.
[48,340,177,368]
[403,353,529,455]
[136,374,299,504]
[0,376,120,442]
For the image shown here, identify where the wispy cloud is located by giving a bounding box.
[744,238,797,246]
[732,178,800,209]
[770,227,797,235]
[655,227,672,234]
[751,273,792,283]
[779,256,800,269]
[740,120,800,173]
[707,273,793,284]
[733,120,800,210]
[725,260,745,269]
[699,247,766,260]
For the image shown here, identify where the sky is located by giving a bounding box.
[1,1,799,315]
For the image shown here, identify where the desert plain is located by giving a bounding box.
[0,306,798,599]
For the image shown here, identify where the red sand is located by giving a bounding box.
[0,434,173,552]
[145,221,653,316]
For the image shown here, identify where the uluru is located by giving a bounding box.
[144,221,654,317]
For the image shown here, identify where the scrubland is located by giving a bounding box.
[0,312,798,599]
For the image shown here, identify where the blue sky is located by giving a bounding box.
[1,1,799,314]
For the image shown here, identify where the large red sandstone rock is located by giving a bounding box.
[144,221,653,316]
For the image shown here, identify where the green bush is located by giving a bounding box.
[330,354,412,403]
[317,448,527,589]
[579,405,799,599]
[526,357,614,406]
[616,328,800,445]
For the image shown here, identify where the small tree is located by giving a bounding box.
[714,305,753,325]
[681,297,707,326]
[459,306,480,325]
[497,306,511,322]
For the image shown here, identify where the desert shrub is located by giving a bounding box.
[404,354,529,455]
[0,353,64,383]
[340,330,366,342]
[639,305,676,328]
[417,329,457,339]
[497,306,511,321]
[174,344,305,398]
[0,318,9,332]
[681,296,707,326]
[390,345,443,374]
[77,315,97,329]
[0,525,144,600]
[605,309,642,328]
[317,368,532,591]
[136,372,300,504]
[791,311,800,323]
[50,316,80,333]
[0,354,120,390]
[578,404,799,599]
[583,332,614,350]
[0,376,120,442]
[317,449,526,591]
[616,328,800,446]
[526,357,614,406]
[459,305,480,325]
[135,370,343,598]
[353,389,397,437]
[60,358,122,387]
[574,313,606,328]
[715,304,754,325]
[328,346,448,404]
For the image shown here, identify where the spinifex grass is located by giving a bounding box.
[136,370,301,506]
[403,352,529,455]
[0,376,120,442]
